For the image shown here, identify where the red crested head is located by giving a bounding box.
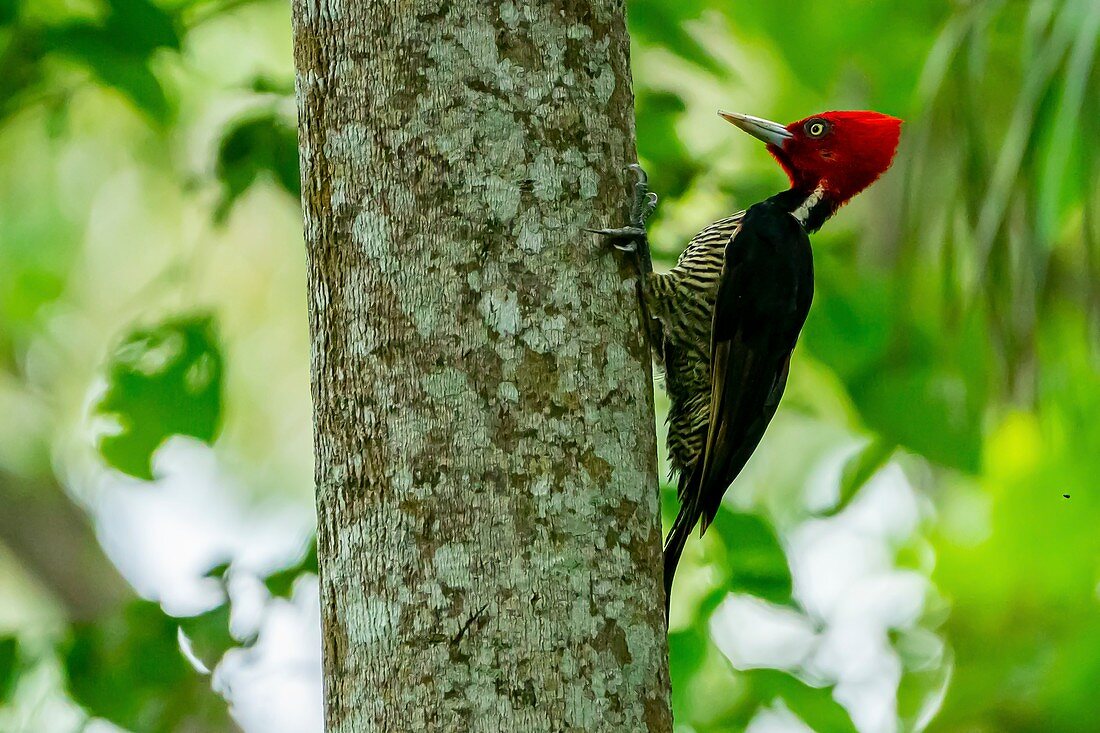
[720,110,902,207]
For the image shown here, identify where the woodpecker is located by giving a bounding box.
[591,110,901,612]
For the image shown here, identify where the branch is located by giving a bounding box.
[0,469,134,620]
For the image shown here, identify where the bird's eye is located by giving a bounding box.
[805,119,829,138]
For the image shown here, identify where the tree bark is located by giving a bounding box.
[292,1,671,731]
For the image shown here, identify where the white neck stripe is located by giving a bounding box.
[792,184,826,226]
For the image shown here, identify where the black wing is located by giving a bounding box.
[695,201,812,529]
[664,201,812,603]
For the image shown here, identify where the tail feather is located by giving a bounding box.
[662,502,698,618]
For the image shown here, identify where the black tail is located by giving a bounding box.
[662,502,698,618]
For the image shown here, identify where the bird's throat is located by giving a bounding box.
[775,184,836,233]
[792,185,825,226]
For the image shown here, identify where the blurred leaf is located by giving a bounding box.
[204,560,231,580]
[179,602,253,673]
[81,49,170,122]
[668,625,710,716]
[746,669,858,733]
[263,536,317,598]
[660,482,679,529]
[894,629,953,731]
[802,260,895,385]
[35,0,178,122]
[1036,2,1100,242]
[39,0,180,56]
[709,510,792,605]
[103,0,179,53]
[95,315,224,480]
[0,0,16,26]
[971,1,1077,274]
[47,25,171,122]
[65,601,238,732]
[635,89,699,207]
[0,636,16,705]
[215,112,300,221]
[855,361,982,473]
[0,30,45,120]
[629,0,727,76]
[822,438,896,517]
[249,74,293,95]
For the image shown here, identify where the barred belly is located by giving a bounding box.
[645,212,743,485]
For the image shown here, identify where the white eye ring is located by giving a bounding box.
[807,121,827,137]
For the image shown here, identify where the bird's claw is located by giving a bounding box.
[586,226,645,238]
[588,164,658,249]
[585,225,644,252]
[628,165,657,227]
[636,192,658,225]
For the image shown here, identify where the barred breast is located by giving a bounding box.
[646,212,744,483]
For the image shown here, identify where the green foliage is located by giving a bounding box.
[856,361,982,474]
[0,29,45,122]
[263,537,318,599]
[101,0,180,54]
[50,26,172,122]
[0,0,180,123]
[44,0,179,123]
[710,510,792,605]
[65,601,237,732]
[628,0,727,77]
[0,0,16,26]
[179,601,253,672]
[893,629,951,732]
[0,637,17,705]
[826,438,896,517]
[635,89,699,206]
[95,315,224,480]
[667,624,710,716]
[744,670,858,733]
[215,111,300,221]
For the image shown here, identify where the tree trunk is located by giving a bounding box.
[292,1,671,731]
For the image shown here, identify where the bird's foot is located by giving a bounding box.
[587,164,657,255]
[587,226,646,252]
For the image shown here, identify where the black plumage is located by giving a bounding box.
[656,195,814,599]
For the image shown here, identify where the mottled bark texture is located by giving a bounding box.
[292,0,671,730]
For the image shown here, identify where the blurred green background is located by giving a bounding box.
[0,0,1097,731]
